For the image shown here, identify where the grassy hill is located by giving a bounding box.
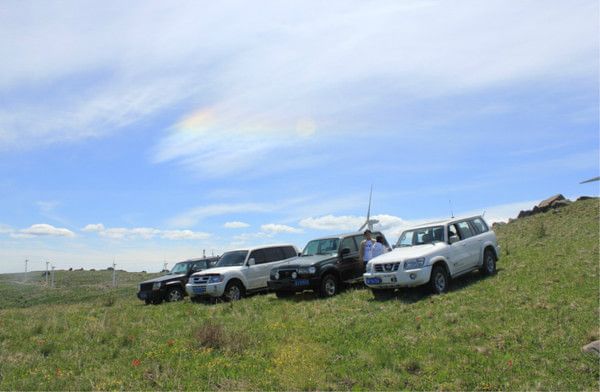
[0,199,598,390]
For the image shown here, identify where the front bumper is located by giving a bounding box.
[363,266,431,289]
[267,276,320,292]
[185,282,226,298]
[137,290,163,301]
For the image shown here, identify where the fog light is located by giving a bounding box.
[291,271,298,279]
[274,272,280,280]
[409,273,416,280]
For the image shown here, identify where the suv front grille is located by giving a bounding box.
[374,263,400,272]
[191,276,210,284]
[276,269,297,279]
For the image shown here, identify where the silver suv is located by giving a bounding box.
[363,216,499,298]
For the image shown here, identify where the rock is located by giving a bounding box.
[582,340,600,356]
[550,200,571,209]
[577,196,598,201]
[537,194,566,210]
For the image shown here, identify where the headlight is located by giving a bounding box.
[152,282,162,290]
[274,271,280,280]
[291,271,298,279]
[404,258,426,270]
[298,266,317,275]
[207,275,224,283]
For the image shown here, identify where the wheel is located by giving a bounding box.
[151,297,163,305]
[372,288,393,300]
[429,265,449,294]
[318,274,338,297]
[223,281,244,302]
[144,299,152,305]
[275,291,294,298]
[480,249,497,275]
[166,287,184,302]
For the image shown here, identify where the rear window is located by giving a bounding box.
[456,221,474,239]
[282,246,297,259]
[263,247,285,263]
[470,218,488,234]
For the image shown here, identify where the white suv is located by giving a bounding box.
[363,216,499,298]
[186,244,299,301]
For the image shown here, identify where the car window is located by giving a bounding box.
[456,221,473,239]
[353,235,365,248]
[263,247,285,263]
[249,249,267,264]
[192,261,207,271]
[470,218,488,234]
[398,231,414,247]
[448,224,460,241]
[282,246,297,259]
[341,237,357,252]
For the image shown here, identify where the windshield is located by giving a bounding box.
[169,262,191,275]
[396,226,444,247]
[216,251,248,267]
[302,238,340,256]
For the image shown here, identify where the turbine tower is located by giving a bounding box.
[358,185,379,232]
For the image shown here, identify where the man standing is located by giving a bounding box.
[359,230,374,265]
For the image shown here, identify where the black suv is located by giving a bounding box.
[137,257,218,304]
[268,232,389,298]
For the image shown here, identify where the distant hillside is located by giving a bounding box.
[0,198,597,390]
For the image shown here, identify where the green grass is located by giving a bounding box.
[0,199,598,390]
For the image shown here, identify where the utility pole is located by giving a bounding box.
[45,261,50,285]
[112,257,117,288]
[25,259,28,273]
[163,261,168,272]
[51,266,55,288]
[203,249,206,258]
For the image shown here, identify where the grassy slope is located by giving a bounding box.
[0,199,598,390]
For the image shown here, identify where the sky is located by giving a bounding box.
[0,0,598,273]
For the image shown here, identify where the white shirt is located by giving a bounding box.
[372,242,386,259]
[363,239,374,262]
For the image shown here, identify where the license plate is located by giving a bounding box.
[294,279,309,286]
[366,277,382,285]
[193,286,206,294]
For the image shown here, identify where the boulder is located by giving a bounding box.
[582,340,600,356]
[537,194,566,210]
[577,196,598,201]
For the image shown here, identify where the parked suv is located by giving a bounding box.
[186,244,299,302]
[268,232,390,298]
[363,216,499,298]
[137,257,218,304]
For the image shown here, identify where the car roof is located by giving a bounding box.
[404,215,484,231]
[223,244,298,253]
[309,231,385,241]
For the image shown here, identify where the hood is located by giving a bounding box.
[276,254,335,269]
[140,273,185,284]
[191,266,245,276]
[371,242,446,263]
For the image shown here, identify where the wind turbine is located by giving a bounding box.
[358,185,379,232]
[580,176,600,184]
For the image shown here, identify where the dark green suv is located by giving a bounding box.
[267,231,389,298]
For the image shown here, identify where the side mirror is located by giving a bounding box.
[298,252,302,257]
[448,235,460,245]
[341,248,351,256]
[248,258,256,266]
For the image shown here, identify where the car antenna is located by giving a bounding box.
[482,210,486,217]
[449,199,454,218]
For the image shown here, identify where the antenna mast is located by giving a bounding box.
[449,199,455,218]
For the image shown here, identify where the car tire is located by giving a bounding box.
[480,249,497,275]
[151,297,163,305]
[429,265,449,294]
[372,288,394,300]
[144,299,152,305]
[275,290,294,299]
[166,287,184,302]
[318,274,338,298]
[223,281,244,302]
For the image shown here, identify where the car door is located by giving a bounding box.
[456,221,479,269]
[246,249,267,289]
[446,223,472,274]
[339,236,360,280]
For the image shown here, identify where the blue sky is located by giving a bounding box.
[0,0,598,273]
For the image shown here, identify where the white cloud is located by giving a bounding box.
[0,224,14,234]
[12,223,76,238]
[167,203,269,228]
[260,223,303,234]
[223,221,250,229]
[82,223,210,241]
[299,215,364,231]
